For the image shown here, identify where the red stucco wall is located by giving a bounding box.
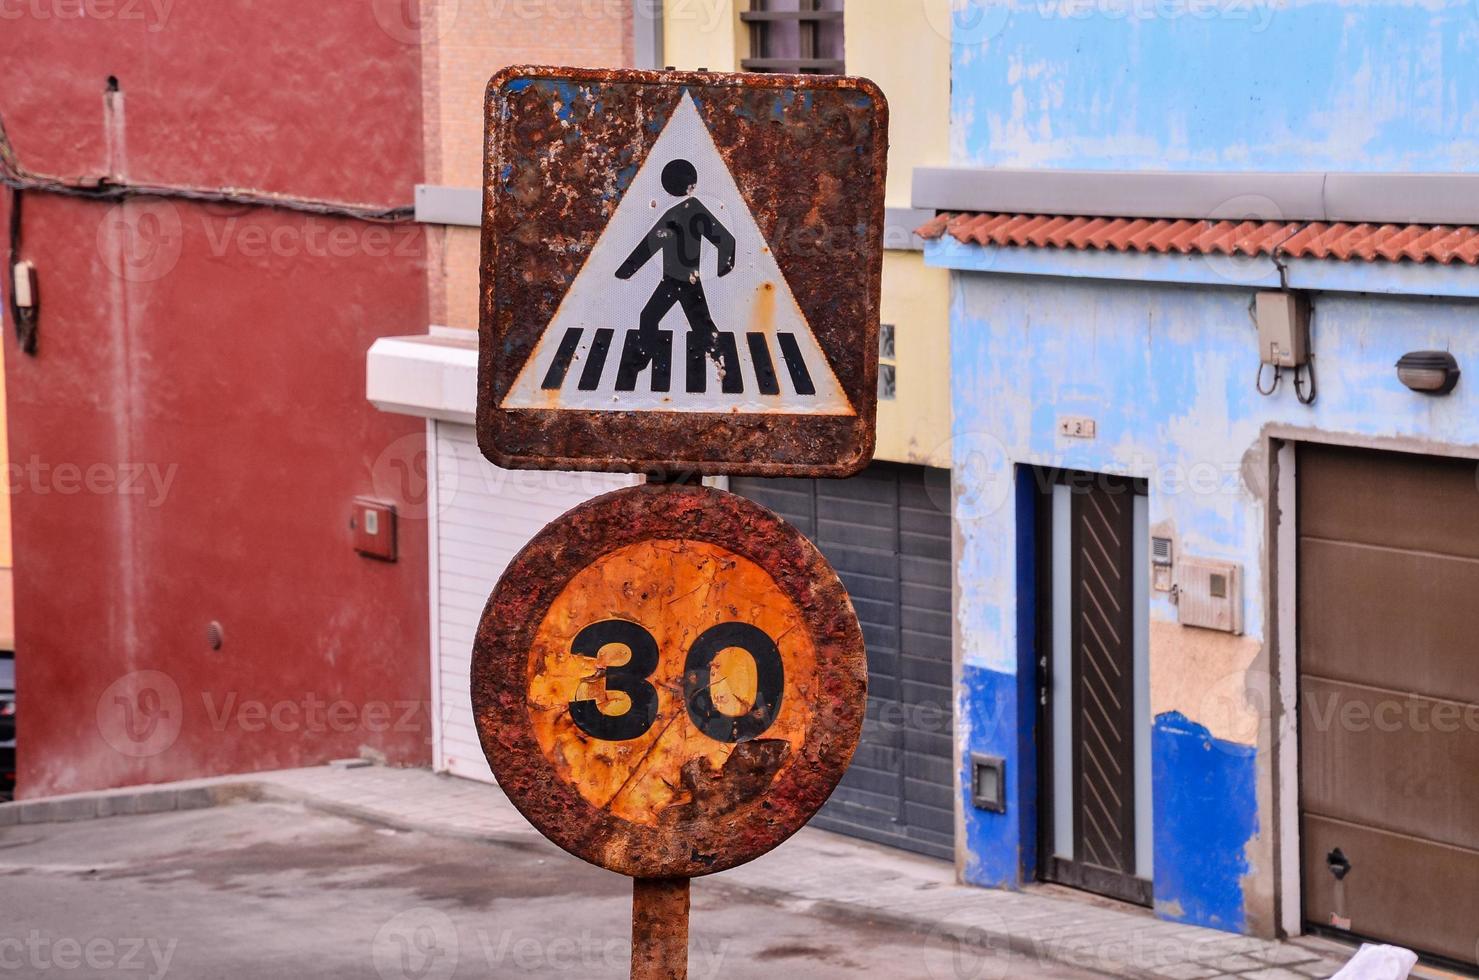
[0,2,433,796]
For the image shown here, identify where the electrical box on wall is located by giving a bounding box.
[352,497,397,562]
[1255,291,1310,368]
[1176,557,1243,634]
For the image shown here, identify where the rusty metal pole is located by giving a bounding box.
[631,877,690,979]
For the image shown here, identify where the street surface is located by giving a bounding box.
[0,802,1107,979]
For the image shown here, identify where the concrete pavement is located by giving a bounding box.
[1,765,1356,979]
[1,801,1122,978]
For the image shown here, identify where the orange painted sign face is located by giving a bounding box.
[473,484,866,878]
[526,538,817,827]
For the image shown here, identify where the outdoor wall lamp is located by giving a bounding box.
[1395,350,1461,395]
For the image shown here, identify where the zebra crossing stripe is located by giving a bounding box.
[684,332,743,394]
[535,327,826,397]
[746,332,780,396]
[541,327,585,391]
[577,328,615,391]
[777,333,816,396]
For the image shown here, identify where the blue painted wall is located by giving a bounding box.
[944,267,1479,930]
[941,0,1479,934]
[960,663,1028,887]
[1153,712,1258,932]
[949,0,1479,172]
[959,469,1042,888]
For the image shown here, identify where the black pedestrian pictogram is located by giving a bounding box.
[613,159,741,394]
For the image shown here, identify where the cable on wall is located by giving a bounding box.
[0,112,414,223]
[1,108,416,355]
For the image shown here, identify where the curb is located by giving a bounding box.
[248,782,552,854]
[0,779,263,827]
[0,772,552,854]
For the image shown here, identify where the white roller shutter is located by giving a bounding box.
[429,422,634,783]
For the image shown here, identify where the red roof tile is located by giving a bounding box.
[918,212,1479,266]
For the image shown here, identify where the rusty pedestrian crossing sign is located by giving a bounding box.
[478,66,888,477]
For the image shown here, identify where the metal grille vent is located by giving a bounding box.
[741,0,846,74]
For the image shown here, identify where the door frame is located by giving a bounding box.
[1032,466,1153,907]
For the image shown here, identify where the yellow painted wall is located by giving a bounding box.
[663,0,953,467]
[845,1,952,214]
[660,0,746,72]
[849,0,953,467]
[876,253,952,466]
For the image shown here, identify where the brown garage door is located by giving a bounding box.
[1299,443,1479,967]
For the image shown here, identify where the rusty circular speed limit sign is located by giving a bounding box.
[472,483,866,879]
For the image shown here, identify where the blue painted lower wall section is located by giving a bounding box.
[960,663,1026,888]
[959,471,1042,889]
[958,691,1260,930]
[1151,711,1258,932]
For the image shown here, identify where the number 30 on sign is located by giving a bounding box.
[563,618,784,745]
[472,483,867,879]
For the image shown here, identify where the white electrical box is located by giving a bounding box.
[1255,291,1310,368]
[1176,557,1243,634]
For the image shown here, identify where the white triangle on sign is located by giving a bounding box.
[501,92,854,416]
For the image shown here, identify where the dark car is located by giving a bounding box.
[0,654,13,800]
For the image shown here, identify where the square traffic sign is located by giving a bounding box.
[478,66,888,477]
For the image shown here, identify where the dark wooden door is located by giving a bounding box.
[1299,444,1479,968]
[1038,471,1151,906]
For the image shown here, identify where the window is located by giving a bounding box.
[877,323,896,400]
[741,0,845,75]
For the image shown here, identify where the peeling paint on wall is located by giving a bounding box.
[1150,620,1263,747]
[950,0,1479,172]
[947,267,1479,933]
[1152,711,1258,933]
[959,662,1036,888]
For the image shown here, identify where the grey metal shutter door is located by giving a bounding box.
[731,462,954,860]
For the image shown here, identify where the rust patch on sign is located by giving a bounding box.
[477,66,887,478]
[472,484,867,878]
